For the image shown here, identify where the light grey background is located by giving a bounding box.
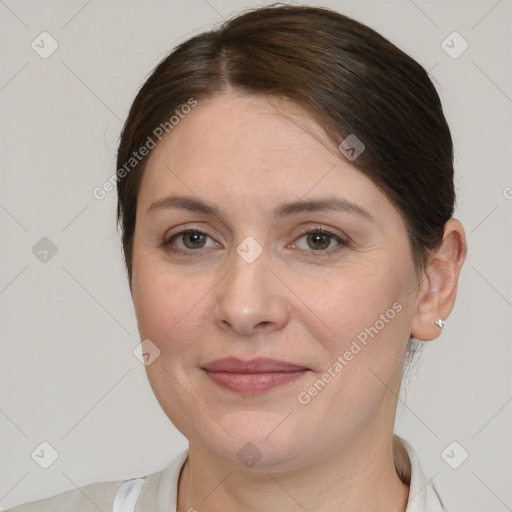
[0,0,510,510]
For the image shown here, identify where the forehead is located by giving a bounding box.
[146,94,335,171]
[137,93,389,219]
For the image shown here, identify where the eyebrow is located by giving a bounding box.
[146,195,374,223]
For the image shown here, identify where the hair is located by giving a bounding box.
[116,3,455,288]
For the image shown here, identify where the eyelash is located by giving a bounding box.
[160,226,349,257]
[293,226,349,256]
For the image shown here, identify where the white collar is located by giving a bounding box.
[157,436,444,511]
[396,435,445,511]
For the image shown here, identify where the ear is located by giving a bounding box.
[410,219,467,341]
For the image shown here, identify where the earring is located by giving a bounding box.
[435,319,445,329]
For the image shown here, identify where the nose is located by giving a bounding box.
[214,246,290,336]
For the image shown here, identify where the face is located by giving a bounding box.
[130,93,422,470]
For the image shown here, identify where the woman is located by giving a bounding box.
[8,4,466,512]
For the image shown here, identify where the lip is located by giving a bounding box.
[202,357,309,394]
[203,357,309,373]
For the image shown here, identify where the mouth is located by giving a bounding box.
[201,357,310,395]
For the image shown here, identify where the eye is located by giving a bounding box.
[160,226,349,257]
[293,227,348,255]
[161,229,218,253]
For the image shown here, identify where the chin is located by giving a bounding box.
[193,410,315,470]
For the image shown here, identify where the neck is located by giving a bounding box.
[177,432,410,512]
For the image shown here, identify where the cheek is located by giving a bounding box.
[305,257,413,402]
[312,261,402,342]
[298,262,409,419]
[131,255,206,358]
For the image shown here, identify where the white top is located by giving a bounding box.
[6,435,446,512]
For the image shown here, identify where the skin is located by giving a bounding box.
[129,92,467,512]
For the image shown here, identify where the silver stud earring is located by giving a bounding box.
[435,319,445,329]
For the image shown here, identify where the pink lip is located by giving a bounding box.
[203,357,308,373]
[202,357,309,394]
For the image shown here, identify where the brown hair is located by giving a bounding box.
[116,3,454,283]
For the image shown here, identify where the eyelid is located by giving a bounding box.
[162,223,219,242]
[160,224,350,255]
[290,225,349,255]
[160,226,220,252]
[294,224,349,242]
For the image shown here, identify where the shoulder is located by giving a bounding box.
[4,479,127,512]
[4,449,189,512]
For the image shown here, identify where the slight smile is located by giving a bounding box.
[202,357,311,395]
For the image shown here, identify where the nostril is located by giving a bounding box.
[255,321,271,330]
